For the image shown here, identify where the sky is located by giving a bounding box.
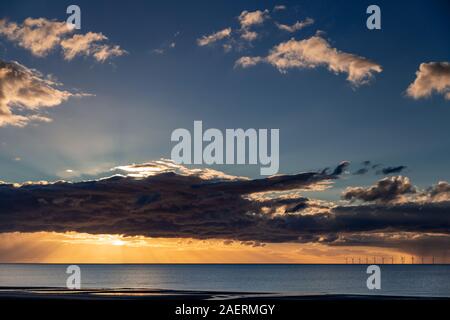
[0,0,449,263]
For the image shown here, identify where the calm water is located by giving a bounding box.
[1,264,449,297]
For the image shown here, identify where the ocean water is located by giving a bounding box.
[0,264,449,297]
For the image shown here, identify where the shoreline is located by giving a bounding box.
[0,287,448,300]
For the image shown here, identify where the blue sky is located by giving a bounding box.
[0,0,449,198]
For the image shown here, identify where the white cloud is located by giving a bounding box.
[197,28,232,46]
[273,5,287,12]
[235,35,382,86]
[113,159,247,181]
[276,18,314,32]
[0,60,85,127]
[0,17,126,62]
[406,62,450,100]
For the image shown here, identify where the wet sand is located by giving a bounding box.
[0,287,447,300]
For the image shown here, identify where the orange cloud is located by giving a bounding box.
[0,17,126,62]
[0,60,87,127]
[197,28,232,46]
[0,18,73,57]
[406,62,450,100]
[236,35,383,86]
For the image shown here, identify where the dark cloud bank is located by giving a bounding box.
[0,162,449,254]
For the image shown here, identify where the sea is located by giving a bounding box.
[1,264,449,297]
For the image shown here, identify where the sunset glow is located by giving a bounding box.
[0,231,440,264]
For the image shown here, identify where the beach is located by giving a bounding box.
[1,287,449,301]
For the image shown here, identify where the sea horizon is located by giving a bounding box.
[1,264,449,298]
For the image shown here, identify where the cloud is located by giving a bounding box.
[331,161,350,176]
[425,181,450,202]
[0,17,126,62]
[238,10,270,29]
[236,35,382,86]
[273,5,287,12]
[406,62,450,100]
[0,18,73,57]
[235,56,264,68]
[353,168,369,175]
[351,162,407,176]
[197,8,277,51]
[276,18,314,32]
[61,34,126,63]
[0,160,345,242]
[113,158,247,181]
[323,231,450,257]
[377,165,407,175]
[241,30,258,41]
[330,202,449,235]
[342,176,416,204]
[61,32,106,60]
[1,160,448,256]
[92,44,127,62]
[197,28,232,46]
[0,59,86,127]
[237,10,270,42]
[152,48,165,55]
